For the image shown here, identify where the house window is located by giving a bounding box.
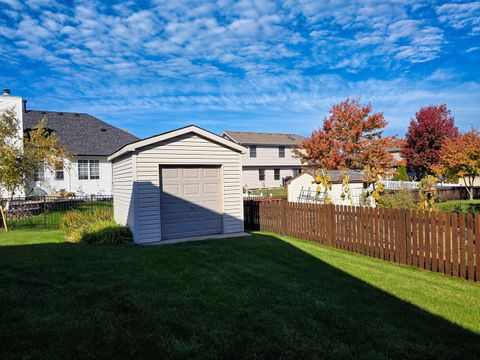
[78,160,99,180]
[274,168,280,180]
[250,145,257,158]
[293,168,301,177]
[89,160,100,179]
[279,146,285,158]
[259,169,265,181]
[33,163,45,181]
[55,162,64,180]
[78,160,89,180]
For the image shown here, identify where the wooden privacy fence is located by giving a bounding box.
[259,202,480,283]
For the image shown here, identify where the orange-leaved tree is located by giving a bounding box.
[295,98,400,205]
[433,128,480,200]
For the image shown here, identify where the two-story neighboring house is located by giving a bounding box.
[0,89,138,197]
[221,130,307,189]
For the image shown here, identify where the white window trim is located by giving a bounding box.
[78,159,100,180]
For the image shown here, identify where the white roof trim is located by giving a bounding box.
[108,125,246,161]
[220,131,239,144]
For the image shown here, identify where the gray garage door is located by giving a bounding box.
[160,166,223,240]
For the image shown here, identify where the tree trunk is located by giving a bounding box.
[463,176,474,201]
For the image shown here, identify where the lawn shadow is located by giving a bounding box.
[0,232,479,359]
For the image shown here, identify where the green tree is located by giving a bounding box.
[392,165,409,181]
[0,108,71,197]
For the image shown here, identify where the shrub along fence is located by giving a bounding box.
[259,201,480,283]
[0,195,113,230]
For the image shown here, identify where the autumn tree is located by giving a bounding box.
[0,108,71,197]
[433,128,480,200]
[401,104,458,179]
[295,98,400,204]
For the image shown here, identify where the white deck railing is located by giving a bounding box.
[381,180,462,190]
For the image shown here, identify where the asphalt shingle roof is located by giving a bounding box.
[23,110,139,156]
[223,130,307,145]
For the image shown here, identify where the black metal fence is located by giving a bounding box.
[0,195,113,230]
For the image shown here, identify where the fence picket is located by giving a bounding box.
[431,211,438,273]
[445,212,451,277]
[438,211,444,275]
[459,213,466,279]
[452,213,459,277]
[412,210,418,267]
[476,215,480,282]
[466,214,474,282]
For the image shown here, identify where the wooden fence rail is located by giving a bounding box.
[258,202,480,283]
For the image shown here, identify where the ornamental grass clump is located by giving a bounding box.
[60,209,132,244]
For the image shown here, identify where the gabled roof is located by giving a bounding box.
[222,130,307,145]
[108,125,246,161]
[287,169,364,185]
[23,110,139,156]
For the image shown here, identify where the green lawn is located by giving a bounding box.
[435,199,480,214]
[248,187,287,197]
[0,230,479,359]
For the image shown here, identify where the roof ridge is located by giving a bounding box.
[224,130,306,136]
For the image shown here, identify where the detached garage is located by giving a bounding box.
[108,125,246,243]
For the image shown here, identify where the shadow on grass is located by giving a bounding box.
[0,233,479,359]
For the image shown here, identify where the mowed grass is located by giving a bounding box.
[435,199,480,214]
[0,230,479,359]
[248,187,287,197]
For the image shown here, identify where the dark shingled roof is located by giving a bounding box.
[223,130,307,145]
[23,110,139,156]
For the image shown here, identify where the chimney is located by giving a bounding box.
[23,99,27,112]
[2,89,11,96]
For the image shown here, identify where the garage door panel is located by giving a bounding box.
[205,218,222,230]
[162,168,178,178]
[162,184,179,195]
[202,199,220,211]
[203,183,219,194]
[204,168,219,177]
[184,184,200,195]
[161,166,222,240]
[184,168,200,178]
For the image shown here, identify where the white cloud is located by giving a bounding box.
[0,0,22,10]
[436,2,480,34]
[0,0,479,136]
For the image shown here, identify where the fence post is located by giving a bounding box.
[43,196,47,229]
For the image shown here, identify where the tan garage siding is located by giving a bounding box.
[112,154,134,228]
[134,133,243,243]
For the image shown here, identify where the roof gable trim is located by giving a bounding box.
[108,125,246,161]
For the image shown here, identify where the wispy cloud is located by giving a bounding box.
[0,0,479,137]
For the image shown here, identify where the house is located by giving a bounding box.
[0,89,138,196]
[221,130,307,189]
[286,170,369,206]
[108,125,246,243]
[387,146,403,162]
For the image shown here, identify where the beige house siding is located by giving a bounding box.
[112,132,244,243]
[243,167,300,189]
[241,145,301,167]
[112,154,134,229]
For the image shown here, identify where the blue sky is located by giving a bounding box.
[1,0,479,138]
